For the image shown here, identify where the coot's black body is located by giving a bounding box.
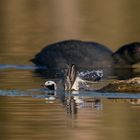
[32,40,113,69]
[31,40,140,79]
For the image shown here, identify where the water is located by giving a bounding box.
[0,0,140,140]
[0,66,139,140]
[0,88,140,140]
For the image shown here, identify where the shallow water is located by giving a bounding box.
[0,66,140,140]
[0,91,140,140]
[0,0,140,140]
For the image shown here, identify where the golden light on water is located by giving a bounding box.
[0,1,140,140]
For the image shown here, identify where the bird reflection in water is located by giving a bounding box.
[65,96,77,118]
[44,89,103,117]
[44,90,57,103]
[64,96,102,117]
[129,99,140,105]
[109,98,140,105]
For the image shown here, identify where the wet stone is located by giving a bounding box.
[100,77,140,93]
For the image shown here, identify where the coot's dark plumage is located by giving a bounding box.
[113,42,140,66]
[31,40,140,79]
[31,40,113,70]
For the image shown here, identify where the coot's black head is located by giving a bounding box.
[113,42,140,65]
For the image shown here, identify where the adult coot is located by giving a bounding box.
[31,40,113,69]
[31,40,140,79]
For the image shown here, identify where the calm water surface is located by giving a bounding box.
[0,66,140,140]
[0,0,140,140]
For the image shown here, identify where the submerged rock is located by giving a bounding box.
[100,77,140,92]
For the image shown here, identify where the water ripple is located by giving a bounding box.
[0,64,46,70]
[0,89,140,99]
[70,91,140,99]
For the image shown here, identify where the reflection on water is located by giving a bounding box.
[0,89,140,140]
[109,98,140,105]
[0,64,139,140]
[0,0,140,139]
[65,96,102,119]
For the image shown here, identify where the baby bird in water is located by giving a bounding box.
[44,64,103,91]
